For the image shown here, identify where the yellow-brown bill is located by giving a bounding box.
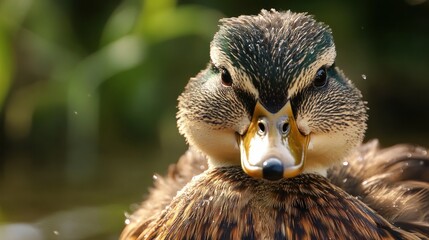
[240,101,310,181]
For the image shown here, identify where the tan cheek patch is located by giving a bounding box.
[296,115,311,135]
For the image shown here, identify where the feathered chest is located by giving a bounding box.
[137,168,416,240]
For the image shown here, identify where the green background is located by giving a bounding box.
[0,0,428,239]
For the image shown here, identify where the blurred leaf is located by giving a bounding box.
[0,0,24,110]
[65,35,145,183]
[0,29,12,109]
[0,0,34,31]
[71,35,145,88]
[24,0,74,47]
[101,0,141,45]
[143,0,176,13]
[136,3,223,43]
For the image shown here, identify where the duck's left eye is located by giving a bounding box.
[313,67,328,88]
[221,67,233,87]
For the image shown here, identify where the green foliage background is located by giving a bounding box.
[0,0,428,239]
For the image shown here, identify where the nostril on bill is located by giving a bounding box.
[262,158,284,181]
[257,121,267,135]
[281,122,289,134]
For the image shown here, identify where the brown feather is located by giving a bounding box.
[329,140,429,237]
[121,141,429,239]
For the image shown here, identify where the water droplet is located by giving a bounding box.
[361,74,367,80]
[153,175,158,180]
[343,178,348,183]
[74,111,78,115]
[342,161,349,166]
[53,230,59,235]
[125,219,131,225]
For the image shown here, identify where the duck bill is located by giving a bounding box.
[240,101,310,181]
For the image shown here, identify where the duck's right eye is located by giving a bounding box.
[312,66,328,88]
[220,67,233,87]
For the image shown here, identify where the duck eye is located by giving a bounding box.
[220,67,233,86]
[313,67,328,88]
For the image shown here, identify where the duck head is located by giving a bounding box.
[177,9,367,181]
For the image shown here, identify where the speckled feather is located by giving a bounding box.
[213,10,334,112]
[329,140,429,238]
[121,142,429,239]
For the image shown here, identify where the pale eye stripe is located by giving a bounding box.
[287,46,336,98]
[210,45,259,99]
[236,71,259,98]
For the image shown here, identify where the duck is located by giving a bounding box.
[120,9,429,239]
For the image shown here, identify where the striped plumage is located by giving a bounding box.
[120,9,429,239]
[122,142,429,239]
